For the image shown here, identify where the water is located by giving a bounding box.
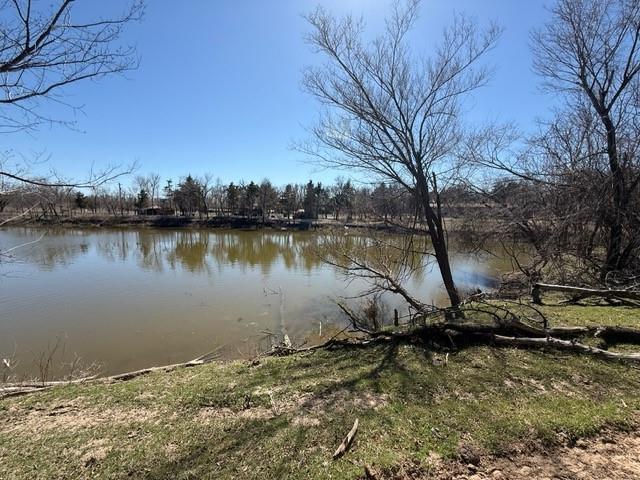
[0,227,508,378]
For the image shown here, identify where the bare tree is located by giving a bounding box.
[148,173,161,207]
[134,174,150,197]
[319,233,436,316]
[197,173,214,218]
[532,0,640,276]
[134,172,163,209]
[0,0,143,132]
[0,0,143,188]
[300,0,501,307]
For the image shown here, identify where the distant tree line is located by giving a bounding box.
[3,174,473,223]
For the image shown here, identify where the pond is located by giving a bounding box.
[0,227,511,378]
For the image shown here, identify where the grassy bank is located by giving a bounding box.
[1,303,639,479]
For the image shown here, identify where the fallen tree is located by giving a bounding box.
[491,334,640,364]
[266,327,640,366]
[263,299,640,367]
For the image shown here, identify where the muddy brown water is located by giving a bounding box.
[0,227,513,379]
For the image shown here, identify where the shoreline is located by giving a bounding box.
[2,329,639,479]
[0,213,474,235]
[2,301,640,478]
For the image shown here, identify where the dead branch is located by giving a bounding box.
[491,335,640,364]
[532,283,640,304]
[333,418,359,459]
[0,357,209,399]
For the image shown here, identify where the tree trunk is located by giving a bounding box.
[431,230,461,308]
[417,172,461,308]
[598,110,627,277]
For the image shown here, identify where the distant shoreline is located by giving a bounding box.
[1,213,458,234]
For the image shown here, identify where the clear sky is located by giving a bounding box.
[6,0,553,188]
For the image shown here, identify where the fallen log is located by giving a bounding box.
[0,385,53,399]
[594,326,640,344]
[544,326,590,337]
[491,335,640,364]
[0,375,98,399]
[532,283,640,305]
[0,356,212,399]
[515,324,640,344]
[108,359,204,381]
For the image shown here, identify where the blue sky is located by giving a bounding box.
[6,0,553,188]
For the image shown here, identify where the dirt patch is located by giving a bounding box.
[197,406,276,422]
[361,429,640,479]
[292,415,322,427]
[0,404,159,436]
[79,439,112,468]
[474,432,640,480]
[196,389,389,427]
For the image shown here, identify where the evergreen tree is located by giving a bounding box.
[226,182,239,214]
[303,180,317,218]
[135,189,149,209]
[243,181,259,216]
[174,175,203,216]
[163,179,173,210]
[74,191,87,210]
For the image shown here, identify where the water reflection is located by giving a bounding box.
[1,228,331,274]
[0,227,506,378]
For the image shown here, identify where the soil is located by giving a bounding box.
[362,429,640,480]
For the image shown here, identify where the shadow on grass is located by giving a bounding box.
[138,336,640,479]
[140,342,428,479]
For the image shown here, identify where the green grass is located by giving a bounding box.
[1,302,639,479]
[540,301,639,327]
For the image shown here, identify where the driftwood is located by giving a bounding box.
[0,375,99,399]
[333,418,359,459]
[0,356,213,399]
[108,358,205,381]
[532,283,640,305]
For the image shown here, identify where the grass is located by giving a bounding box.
[539,301,639,327]
[1,302,639,479]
